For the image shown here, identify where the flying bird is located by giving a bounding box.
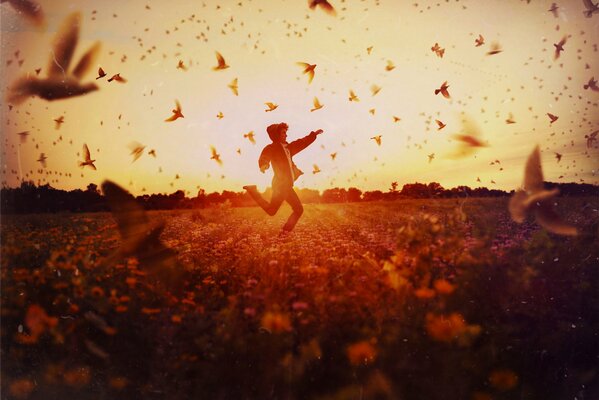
[582,0,599,17]
[554,152,562,162]
[348,90,359,102]
[165,100,184,122]
[330,152,337,160]
[54,115,64,129]
[486,42,503,55]
[370,84,382,96]
[428,153,435,163]
[475,34,485,47]
[508,146,577,236]
[1,0,45,27]
[505,113,516,124]
[78,144,96,170]
[228,78,238,95]
[310,97,323,112]
[583,77,598,91]
[176,60,187,71]
[312,164,321,174]
[371,135,382,146]
[96,67,106,79]
[553,35,567,60]
[210,146,222,165]
[447,114,488,159]
[243,131,256,144]
[385,60,395,71]
[216,111,224,119]
[37,152,47,167]
[129,141,146,162]
[107,73,126,83]
[392,116,401,122]
[547,113,559,124]
[16,130,29,143]
[434,81,450,99]
[584,130,598,147]
[548,3,559,17]
[308,0,337,16]
[148,149,156,157]
[100,180,186,292]
[435,120,446,130]
[213,51,229,70]
[297,62,316,84]
[7,12,100,104]
[264,102,278,112]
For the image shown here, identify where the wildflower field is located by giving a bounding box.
[1,198,598,400]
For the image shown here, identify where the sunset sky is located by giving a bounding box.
[1,0,598,195]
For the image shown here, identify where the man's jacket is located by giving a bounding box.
[258,132,317,188]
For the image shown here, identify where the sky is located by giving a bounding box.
[1,0,598,196]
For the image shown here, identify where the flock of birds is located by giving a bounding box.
[2,0,598,238]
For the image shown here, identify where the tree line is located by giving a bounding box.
[1,180,597,214]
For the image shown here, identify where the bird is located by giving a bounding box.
[369,108,376,115]
[264,102,278,112]
[244,131,255,144]
[297,62,316,84]
[165,100,184,122]
[330,152,337,160]
[385,60,395,71]
[176,60,187,71]
[213,51,229,70]
[96,67,106,79]
[583,77,599,91]
[582,0,599,17]
[448,115,488,159]
[547,113,559,124]
[1,0,45,27]
[308,0,337,16]
[371,135,382,146]
[554,152,562,162]
[54,116,64,129]
[107,73,126,83]
[486,42,503,55]
[475,34,485,47]
[505,113,516,124]
[100,180,186,293]
[216,111,224,119]
[16,130,29,143]
[508,146,577,236]
[148,149,156,157]
[553,35,567,60]
[366,46,373,55]
[210,146,222,165]
[584,130,598,148]
[312,164,321,174]
[310,97,323,112]
[370,84,382,96]
[431,42,445,58]
[392,116,401,122]
[434,81,450,99]
[428,153,435,163]
[435,120,446,130]
[228,78,238,95]
[128,142,146,162]
[78,144,96,170]
[7,12,100,104]
[348,90,359,102]
[37,152,47,167]
[548,3,559,17]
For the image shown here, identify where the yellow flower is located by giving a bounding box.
[347,340,377,366]
[489,369,518,391]
[261,312,291,333]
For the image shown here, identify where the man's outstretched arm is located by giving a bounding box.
[288,129,323,156]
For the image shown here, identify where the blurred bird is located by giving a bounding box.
[78,143,96,170]
[96,67,106,79]
[392,116,401,122]
[312,164,321,174]
[448,115,488,159]
[330,152,337,160]
[583,77,598,91]
[100,180,186,293]
[582,0,599,17]
[509,146,577,236]
[370,84,382,96]
[228,78,238,95]
[371,135,382,146]
[165,100,184,122]
[213,51,229,70]
[366,46,373,55]
[148,149,156,157]
[210,146,222,165]
[216,111,224,119]
[176,60,187,71]
[297,62,316,84]
[434,81,450,99]
[553,35,567,59]
[435,120,446,130]
[554,152,562,162]
[505,113,516,124]
[428,153,435,163]
[547,113,559,124]
[7,13,100,104]
[37,152,47,167]
[369,108,376,115]
[129,141,146,162]
[54,115,64,129]
[244,131,256,144]
[475,34,485,47]
[385,60,395,71]
[264,102,278,112]
[310,97,323,112]
[1,0,45,27]
[308,0,337,16]
[585,130,598,147]
[348,90,359,102]
[17,130,29,143]
[107,73,126,83]
[548,3,559,17]
[486,42,503,55]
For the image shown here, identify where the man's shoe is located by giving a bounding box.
[243,185,257,191]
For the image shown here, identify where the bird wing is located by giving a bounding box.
[215,51,226,67]
[164,114,177,122]
[48,12,80,78]
[535,203,578,236]
[508,190,528,223]
[5,0,45,26]
[101,180,150,241]
[175,99,181,112]
[83,143,91,161]
[523,145,544,193]
[72,41,101,79]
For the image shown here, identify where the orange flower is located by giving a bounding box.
[425,312,466,342]
[141,307,161,315]
[8,378,35,399]
[17,304,59,343]
[261,311,291,333]
[489,369,518,391]
[90,286,105,298]
[171,315,182,323]
[109,376,128,390]
[415,287,436,299]
[433,279,455,295]
[63,366,91,387]
[347,340,377,366]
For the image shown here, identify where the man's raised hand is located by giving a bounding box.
[312,129,324,136]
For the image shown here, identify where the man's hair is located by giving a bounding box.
[266,123,288,142]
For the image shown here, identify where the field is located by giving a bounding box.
[1,198,598,400]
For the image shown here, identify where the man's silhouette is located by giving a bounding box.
[243,123,323,232]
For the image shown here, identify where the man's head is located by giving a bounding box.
[266,123,288,143]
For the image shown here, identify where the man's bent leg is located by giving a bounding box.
[246,186,285,216]
[281,188,304,232]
